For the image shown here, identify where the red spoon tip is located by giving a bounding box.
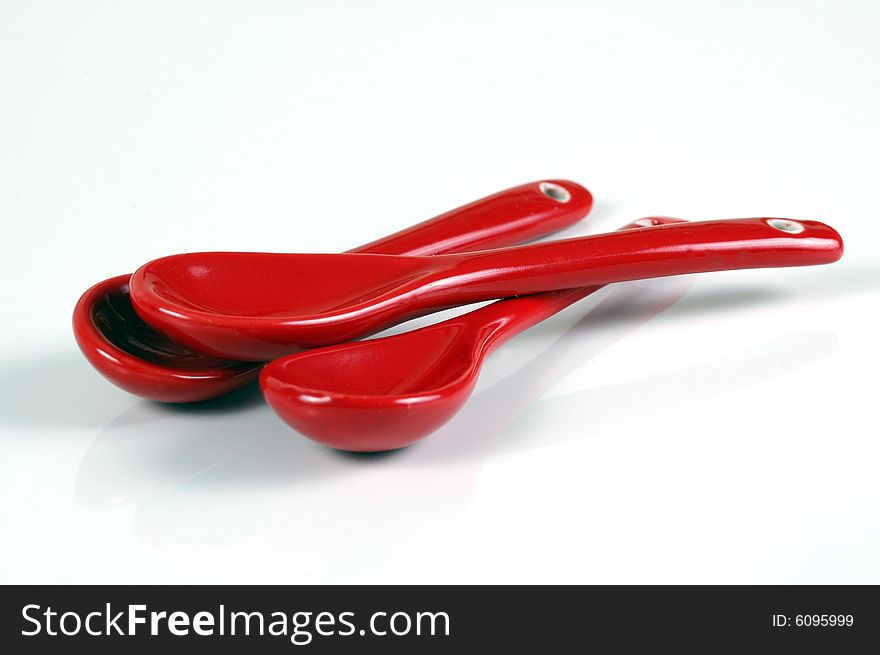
[260,330,479,452]
[767,217,844,262]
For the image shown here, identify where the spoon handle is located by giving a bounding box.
[432,218,843,303]
[351,180,592,256]
[458,218,687,356]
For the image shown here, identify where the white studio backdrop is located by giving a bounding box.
[0,0,878,583]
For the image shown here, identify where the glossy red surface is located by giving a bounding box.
[133,217,844,361]
[261,218,686,452]
[73,274,262,403]
[72,180,592,402]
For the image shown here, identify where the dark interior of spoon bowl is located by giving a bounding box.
[142,253,434,318]
[277,324,477,397]
[92,283,251,371]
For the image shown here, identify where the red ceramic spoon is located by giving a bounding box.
[131,218,843,362]
[73,180,592,402]
[261,217,689,451]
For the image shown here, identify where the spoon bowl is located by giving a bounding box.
[262,320,482,451]
[74,275,262,403]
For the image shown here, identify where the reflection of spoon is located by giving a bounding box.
[130,217,843,361]
[494,328,839,455]
[75,385,266,507]
[81,325,837,582]
[73,180,592,402]
[261,218,686,450]
[418,277,694,462]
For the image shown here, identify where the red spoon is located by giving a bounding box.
[259,215,844,452]
[73,180,592,402]
[259,217,686,451]
[131,217,843,362]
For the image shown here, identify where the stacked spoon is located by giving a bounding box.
[74,180,843,451]
[74,180,593,402]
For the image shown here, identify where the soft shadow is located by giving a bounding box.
[459,328,838,458]
[154,382,265,414]
[117,323,837,570]
[0,352,136,431]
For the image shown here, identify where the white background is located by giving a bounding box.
[1,0,878,584]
